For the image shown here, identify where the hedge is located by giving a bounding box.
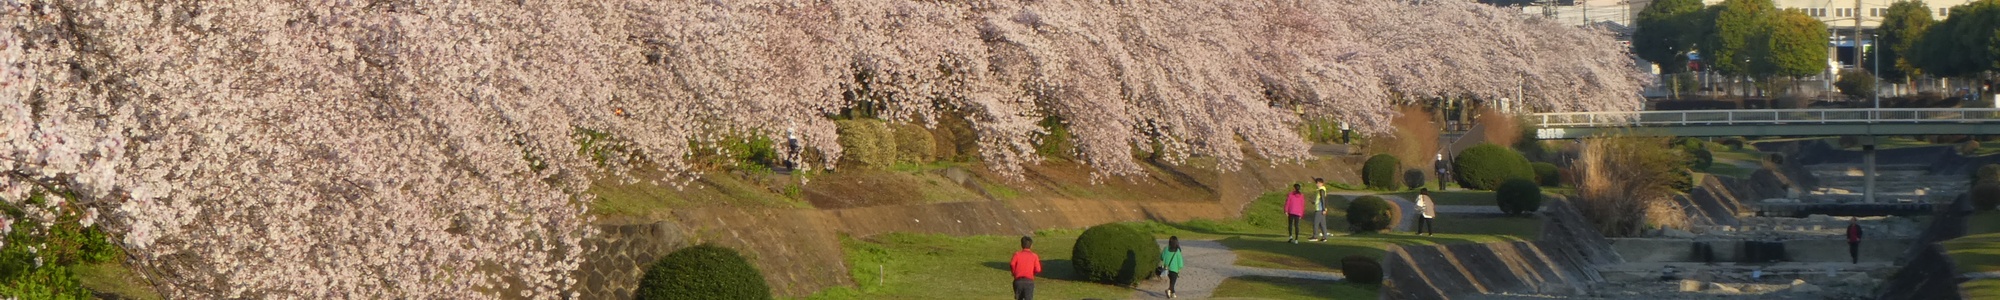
[1362,154,1400,190]
[1451,144,1533,190]
[1340,255,1383,285]
[636,244,772,300]
[835,119,895,169]
[1346,196,1398,233]
[1531,162,1560,187]
[1974,183,2000,211]
[889,124,936,164]
[1402,169,1426,190]
[1496,178,1543,216]
[1072,223,1161,286]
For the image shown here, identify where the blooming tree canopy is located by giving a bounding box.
[0,0,1646,298]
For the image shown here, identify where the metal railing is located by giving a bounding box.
[1533,108,2000,128]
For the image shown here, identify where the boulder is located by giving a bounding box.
[1790,283,1823,293]
[1839,272,1874,286]
[1679,279,1704,292]
[1807,214,1833,222]
[1708,282,1742,294]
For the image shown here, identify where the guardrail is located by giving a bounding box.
[1533,108,2000,127]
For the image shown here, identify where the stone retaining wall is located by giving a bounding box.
[1381,200,1622,299]
[1608,238,1912,263]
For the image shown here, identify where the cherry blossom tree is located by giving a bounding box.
[0,0,1647,298]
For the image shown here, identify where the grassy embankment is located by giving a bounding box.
[1942,211,2000,298]
[804,192,1543,299]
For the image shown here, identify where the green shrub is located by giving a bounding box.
[1686,147,1713,171]
[1071,223,1161,286]
[1496,178,1543,216]
[1340,255,1384,285]
[1975,164,2000,186]
[1346,196,1398,233]
[1531,162,1560,187]
[1451,144,1534,190]
[1834,70,1875,100]
[1402,169,1426,190]
[835,120,895,169]
[1973,183,2000,211]
[889,124,936,164]
[1362,154,1401,190]
[637,244,772,300]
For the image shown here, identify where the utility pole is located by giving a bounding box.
[1853,0,1864,69]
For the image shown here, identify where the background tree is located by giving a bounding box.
[1633,0,1708,97]
[1872,1,1936,85]
[1836,70,1880,100]
[1703,0,1777,94]
[1913,0,2000,79]
[1760,9,1830,92]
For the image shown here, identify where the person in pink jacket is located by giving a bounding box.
[1285,184,1306,244]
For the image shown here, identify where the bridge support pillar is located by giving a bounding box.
[1864,139,1877,204]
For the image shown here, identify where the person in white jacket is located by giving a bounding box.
[1416,188,1436,236]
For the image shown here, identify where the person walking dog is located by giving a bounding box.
[1847,217,1863,264]
[1311,178,1331,242]
[1285,184,1306,244]
[1011,236,1042,300]
[1416,188,1436,236]
[1159,236,1185,298]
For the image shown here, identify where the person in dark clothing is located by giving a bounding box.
[1434,154,1449,190]
[1011,236,1042,300]
[1847,217,1863,264]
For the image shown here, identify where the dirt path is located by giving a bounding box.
[1132,240,1344,299]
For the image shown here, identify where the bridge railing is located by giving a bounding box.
[1535,108,2000,127]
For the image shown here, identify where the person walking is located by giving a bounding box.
[1285,184,1306,244]
[1847,217,1864,264]
[1159,236,1185,298]
[1416,188,1436,236]
[1311,178,1330,242]
[1011,236,1042,300]
[1434,154,1449,190]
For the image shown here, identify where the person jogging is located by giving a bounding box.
[1311,178,1330,242]
[1011,236,1042,300]
[1285,184,1306,244]
[1159,236,1185,298]
[1416,188,1436,236]
[1847,217,1863,264]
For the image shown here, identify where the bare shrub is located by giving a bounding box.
[1364,106,1440,171]
[1575,136,1690,237]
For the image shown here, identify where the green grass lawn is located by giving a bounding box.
[802,231,1132,300]
[1966,279,2000,299]
[1211,276,1378,299]
[1383,190,1494,206]
[1144,192,1540,273]
[1944,211,2000,273]
[72,261,162,300]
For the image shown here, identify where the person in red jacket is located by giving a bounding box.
[1285,184,1306,244]
[1847,217,1863,264]
[1011,236,1042,300]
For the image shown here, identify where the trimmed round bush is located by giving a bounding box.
[1072,223,1162,286]
[1346,196,1398,233]
[1531,162,1560,187]
[1975,164,2000,186]
[1451,144,1534,190]
[835,119,895,169]
[1973,183,2000,211]
[889,124,936,164]
[1402,169,1426,190]
[637,244,772,300]
[1686,147,1714,171]
[1340,255,1384,285]
[1362,154,1401,190]
[1496,178,1543,216]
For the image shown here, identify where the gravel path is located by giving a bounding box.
[1131,240,1344,299]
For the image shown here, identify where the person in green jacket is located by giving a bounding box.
[1160,236,1185,298]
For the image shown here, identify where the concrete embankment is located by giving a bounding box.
[1876,194,1974,300]
[1381,199,1623,299]
[573,158,1360,298]
[1609,238,1912,264]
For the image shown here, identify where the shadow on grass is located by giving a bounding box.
[979,259,1142,290]
[1214,275,1379,300]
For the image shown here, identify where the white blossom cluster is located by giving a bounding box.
[0,0,1645,298]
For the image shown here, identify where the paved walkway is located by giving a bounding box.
[1131,240,1344,299]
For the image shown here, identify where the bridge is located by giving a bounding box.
[1528,108,2000,205]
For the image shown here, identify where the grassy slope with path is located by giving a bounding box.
[799,190,1543,300]
[1943,211,2000,298]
